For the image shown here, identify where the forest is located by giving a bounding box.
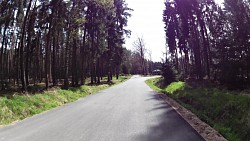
[163,0,250,89]
[0,0,158,92]
[0,0,249,140]
[161,1,250,140]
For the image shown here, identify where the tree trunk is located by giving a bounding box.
[1,26,7,90]
[64,27,71,89]
[72,39,77,87]
[20,0,33,92]
[80,26,87,85]
[45,5,56,89]
[52,32,58,86]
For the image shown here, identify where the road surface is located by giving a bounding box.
[0,76,204,141]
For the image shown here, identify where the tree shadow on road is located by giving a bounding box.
[135,92,205,141]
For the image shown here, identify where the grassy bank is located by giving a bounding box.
[0,76,130,126]
[146,77,250,141]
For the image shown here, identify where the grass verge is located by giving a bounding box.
[146,77,250,141]
[0,76,131,126]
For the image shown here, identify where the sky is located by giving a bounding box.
[124,0,224,62]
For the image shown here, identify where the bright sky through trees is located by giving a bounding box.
[125,0,224,62]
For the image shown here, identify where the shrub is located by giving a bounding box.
[161,60,176,85]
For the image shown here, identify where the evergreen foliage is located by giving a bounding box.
[161,60,175,85]
[163,0,250,89]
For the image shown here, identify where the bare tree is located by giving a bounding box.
[133,36,147,75]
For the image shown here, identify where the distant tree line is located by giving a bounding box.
[121,37,162,75]
[0,0,132,92]
[121,48,162,75]
[163,0,250,89]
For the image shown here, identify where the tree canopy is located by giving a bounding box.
[163,0,250,89]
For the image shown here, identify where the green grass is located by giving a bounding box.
[145,77,163,92]
[0,76,131,126]
[164,81,186,94]
[146,77,250,141]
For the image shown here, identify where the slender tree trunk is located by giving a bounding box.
[45,28,51,89]
[199,20,210,79]
[0,26,7,90]
[80,26,87,85]
[34,36,40,85]
[116,65,119,80]
[189,16,203,79]
[25,27,32,85]
[72,39,77,87]
[45,6,56,89]
[97,58,101,83]
[52,32,58,86]
[20,0,33,92]
[64,26,71,89]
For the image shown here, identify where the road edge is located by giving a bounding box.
[155,92,227,141]
[0,76,132,128]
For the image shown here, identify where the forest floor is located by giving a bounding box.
[0,75,131,127]
[145,77,250,141]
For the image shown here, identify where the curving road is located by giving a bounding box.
[0,76,204,141]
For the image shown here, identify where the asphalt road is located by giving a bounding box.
[0,76,205,141]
